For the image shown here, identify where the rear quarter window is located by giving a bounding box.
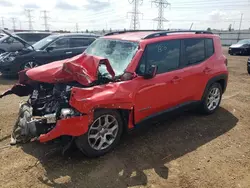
[205,38,214,58]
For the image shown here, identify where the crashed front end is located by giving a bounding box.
[0,54,118,145]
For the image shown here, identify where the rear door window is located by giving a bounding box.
[49,38,69,49]
[205,38,214,58]
[183,38,205,66]
[69,37,96,48]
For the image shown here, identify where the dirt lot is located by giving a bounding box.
[0,48,250,188]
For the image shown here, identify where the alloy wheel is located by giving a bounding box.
[207,87,221,111]
[88,114,119,151]
[24,61,38,69]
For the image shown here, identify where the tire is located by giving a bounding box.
[200,83,222,115]
[75,109,124,157]
[248,67,250,74]
[21,61,39,70]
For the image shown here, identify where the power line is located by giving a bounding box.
[25,9,34,30]
[41,10,50,31]
[127,0,143,30]
[152,0,171,29]
[10,17,17,30]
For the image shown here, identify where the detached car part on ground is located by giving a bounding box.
[0,30,228,157]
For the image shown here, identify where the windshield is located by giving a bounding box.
[31,35,58,50]
[84,38,138,76]
[237,39,250,44]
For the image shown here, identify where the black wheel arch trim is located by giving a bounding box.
[201,74,228,101]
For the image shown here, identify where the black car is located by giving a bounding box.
[247,57,250,74]
[228,39,250,55]
[0,33,99,76]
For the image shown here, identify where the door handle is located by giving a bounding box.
[203,67,212,74]
[65,51,72,54]
[171,76,182,84]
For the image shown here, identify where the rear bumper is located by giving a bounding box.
[39,115,90,143]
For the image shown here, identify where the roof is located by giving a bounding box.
[52,32,100,38]
[102,30,214,42]
[103,31,159,42]
[14,31,52,34]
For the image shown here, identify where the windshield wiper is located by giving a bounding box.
[2,29,35,51]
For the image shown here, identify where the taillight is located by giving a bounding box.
[224,59,228,66]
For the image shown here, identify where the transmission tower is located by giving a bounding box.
[25,9,34,30]
[127,0,143,30]
[1,17,4,29]
[19,20,22,30]
[41,10,50,31]
[11,17,17,30]
[152,0,171,29]
[75,23,79,33]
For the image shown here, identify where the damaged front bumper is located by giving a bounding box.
[12,102,91,144]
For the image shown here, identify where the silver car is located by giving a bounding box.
[0,31,51,54]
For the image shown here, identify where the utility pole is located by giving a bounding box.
[19,20,22,30]
[25,9,34,30]
[1,17,4,29]
[189,23,193,30]
[75,23,79,33]
[237,13,243,42]
[41,10,50,31]
[11,17,17,30]
[127,0,143,30]
[152,0,171,30]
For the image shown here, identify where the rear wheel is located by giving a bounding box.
[200,83,222,114]
[75,109,123,157]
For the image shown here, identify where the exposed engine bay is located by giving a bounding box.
[0,54,124,145]
[10,72,116,145]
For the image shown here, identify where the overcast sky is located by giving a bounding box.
[0,0,249,31]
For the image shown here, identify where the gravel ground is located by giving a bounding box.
[0,48,250,188]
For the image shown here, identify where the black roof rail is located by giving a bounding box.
[104,29,167,36]
[143,30,213,39]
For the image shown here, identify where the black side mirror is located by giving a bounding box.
[46,46,54,52]
[143,65,157,79]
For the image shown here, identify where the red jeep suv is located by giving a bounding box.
[1,30,228,157]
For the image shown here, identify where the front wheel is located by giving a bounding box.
[75,110,123,157]
[200,83,222,115]
[22,61,39,70]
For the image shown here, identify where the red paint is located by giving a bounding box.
[2,31,228,143]
[39,116,89,143]
[26,54,115,85]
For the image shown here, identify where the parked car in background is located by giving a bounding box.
[228,39,250,55]
[0,31,51,54]
[0,33,99,76]
[247,57,250,74]
[0,33,5,38]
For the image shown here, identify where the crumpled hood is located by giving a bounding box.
[26,53,115,85]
